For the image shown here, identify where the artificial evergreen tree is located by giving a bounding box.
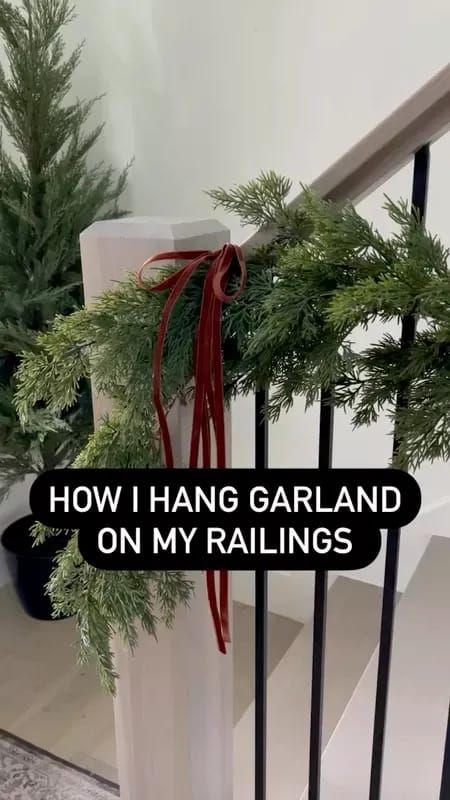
[0,0,128,499]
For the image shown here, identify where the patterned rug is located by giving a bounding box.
[0,730,119,799]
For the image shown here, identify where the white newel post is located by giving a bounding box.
[80,218,233,800]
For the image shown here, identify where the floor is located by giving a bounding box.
[0,583,301,784]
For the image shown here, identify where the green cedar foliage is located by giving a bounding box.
[0,0,129,498]
[328,199,450,469]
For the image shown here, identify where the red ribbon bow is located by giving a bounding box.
[136,243,247,654]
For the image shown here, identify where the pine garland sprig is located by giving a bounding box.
[335,328,450,467]
[327,197,450,331]
[238,190,392,414]
[208,170,292,227]
[48,531,194,693]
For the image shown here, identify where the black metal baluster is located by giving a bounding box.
[255,388,269,800]
[439,702,450,800]
[308,387,334,800]
[368,144,430,800]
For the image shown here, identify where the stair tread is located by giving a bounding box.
[234,575,384,800]
[315,535,450,800]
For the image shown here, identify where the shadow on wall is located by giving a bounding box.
[0,475,33,586]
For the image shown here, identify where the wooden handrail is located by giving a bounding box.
[243,62,450,253]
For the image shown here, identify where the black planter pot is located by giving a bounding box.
[1,515,71,621]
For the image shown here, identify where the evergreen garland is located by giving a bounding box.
[14,172,450,689]
[328,199,450,468]
[0,0,129,499]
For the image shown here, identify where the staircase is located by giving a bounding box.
[233,534,450,800]
[234,577,386,799]
[303,535,450,799]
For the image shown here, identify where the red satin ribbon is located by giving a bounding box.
[136,244,247,653]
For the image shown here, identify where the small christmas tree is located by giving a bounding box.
[0,0,128,498]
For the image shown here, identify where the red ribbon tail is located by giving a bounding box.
[220,570,231,643]
[137,244,247,655]
[206,571,226,654]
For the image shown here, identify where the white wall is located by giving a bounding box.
[64,0,450,239]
